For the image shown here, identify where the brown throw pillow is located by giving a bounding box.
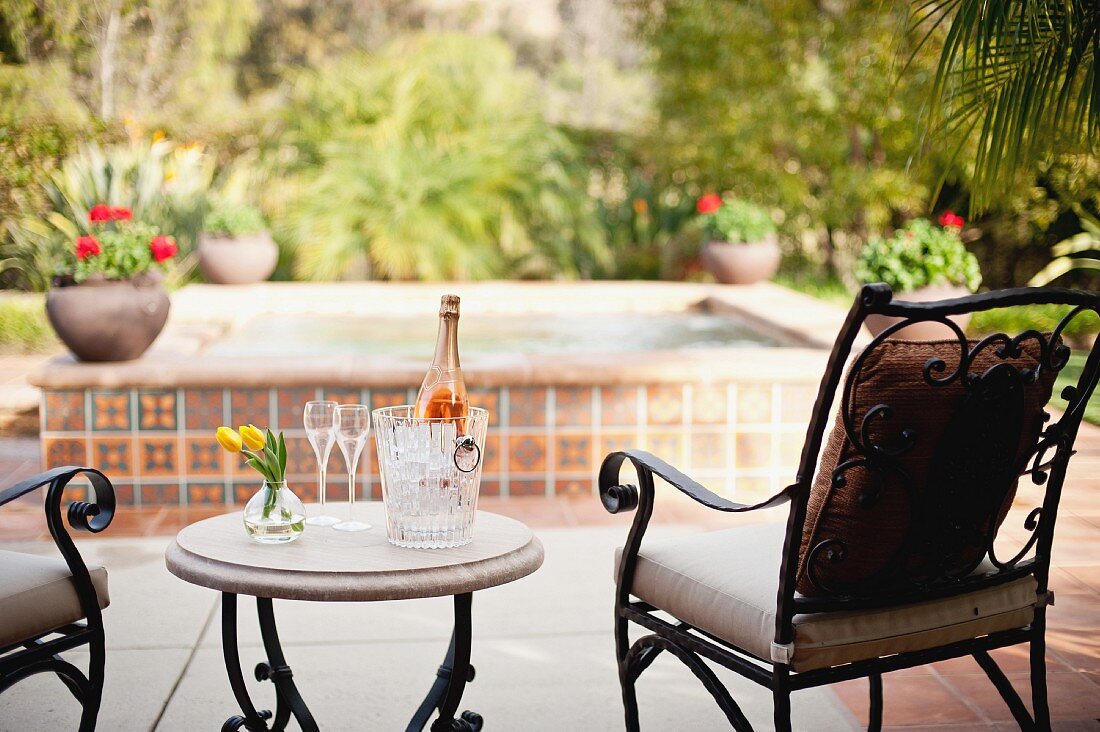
[796,336,1057,597]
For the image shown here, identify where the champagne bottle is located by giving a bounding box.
[414,294,470,429]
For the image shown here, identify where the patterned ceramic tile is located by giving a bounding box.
[482,435,502,474]
[232,483,255,505]
[111,482,136,505]
[737,385,773,424]
[691,432,727,470]
[370,388,407,411]
[138,437,177,477]
[508,388,547,427]
[188,482,226,504]
[736,433,772,469]
[599,432,640,459]
[737,477,773,502]
[293,481,318,502]
[780,384,818,424]
[646,432,685,466]
[277,388,319,430]
[646,385,683,426]
[141,483,179,504]
[508,435,547,473]
[184,389,225,430]
[555,435,592,472]
[92,436,132,474]
[186,440,224,477]
[323,388,364,408]
[230,389,271,428]
[780,431,804,468]
[91,390,131,431]
[554,387,593,427]
[479,479,501,497]
[692,384,728,425]
[44,437,87,466]
[283,436,315,476]
[509,479,547,496]
[138,390,177,430]
[600,386,639,427]
[555,477,592,496]
[44,390,85,432]
[470,387,501,426]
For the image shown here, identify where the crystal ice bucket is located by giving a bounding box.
[372,406,488,548]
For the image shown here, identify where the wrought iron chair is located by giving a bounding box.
[600,284,1100,731]
[0,467,116,731]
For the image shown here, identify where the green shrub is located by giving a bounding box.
[276,33,608,280]
[855,219,982,293]
[204,199,266,237]
[0,294,55,353]
[699,196,776,244]
[969,304,1100,344]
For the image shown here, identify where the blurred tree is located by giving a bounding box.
[628,0,961,279]
[272,34,608,281]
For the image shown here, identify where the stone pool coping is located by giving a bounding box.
[30,281,849,389]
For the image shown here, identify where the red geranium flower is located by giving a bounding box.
[75,235,101,260]
[938,210,964,229]
[110,206,133,221]
[696,193,722,215]
[150,235,177,262]
[88,204,112,223]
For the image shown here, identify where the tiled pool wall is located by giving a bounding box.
[40,380,818,507]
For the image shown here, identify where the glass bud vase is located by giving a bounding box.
[243,481,306,544]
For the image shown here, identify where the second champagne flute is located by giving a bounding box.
[303,400,339,526]
[332,404,372,532]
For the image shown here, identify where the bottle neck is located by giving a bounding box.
[432,315,461,370]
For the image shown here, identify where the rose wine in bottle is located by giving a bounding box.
[414,294,470,429]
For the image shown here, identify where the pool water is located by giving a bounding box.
[206,311,782,358]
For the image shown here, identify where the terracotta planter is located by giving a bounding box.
[701,238,781,285]
[864,283,973,340]
[46,273,170,362]
[198,232,278,285]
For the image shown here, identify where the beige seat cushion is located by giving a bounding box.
[621,523,1037,672]
[0,549,110,649]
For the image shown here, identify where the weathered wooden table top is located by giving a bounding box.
[165,504,544,602]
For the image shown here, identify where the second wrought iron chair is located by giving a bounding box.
[0,467,116,731]
[600,284,1100,731]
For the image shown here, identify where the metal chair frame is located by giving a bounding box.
[0,466,116,731]
[600,284,1100,731]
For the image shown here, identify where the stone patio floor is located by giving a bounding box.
[1,429,1099,730]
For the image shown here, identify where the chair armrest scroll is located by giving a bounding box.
[599,449,795,514]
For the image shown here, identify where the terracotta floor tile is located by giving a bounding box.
[834,675,983,727]
[933,646,1072,676]
[945,671,1100,722]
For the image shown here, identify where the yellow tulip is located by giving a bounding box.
[239,424,265,451]
[215,426,243,453]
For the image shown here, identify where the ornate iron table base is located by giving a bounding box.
[218,592,483,732]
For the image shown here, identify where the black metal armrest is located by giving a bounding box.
[598,449,795,515]
[0,466,116,621]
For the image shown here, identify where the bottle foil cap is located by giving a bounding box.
[440,294,461,317]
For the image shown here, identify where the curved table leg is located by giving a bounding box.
[407,593,483,732]
[221,593,273,732]
[219,593,318,732]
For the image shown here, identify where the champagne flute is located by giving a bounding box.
[332,404,372,532]
[304,400,339,526]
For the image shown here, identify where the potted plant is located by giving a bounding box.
[696,194,781,285]
[854,212,983,339]
[198,199,277,285]
[46,204,177,362]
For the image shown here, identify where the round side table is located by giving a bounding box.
[165,503,543,732]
